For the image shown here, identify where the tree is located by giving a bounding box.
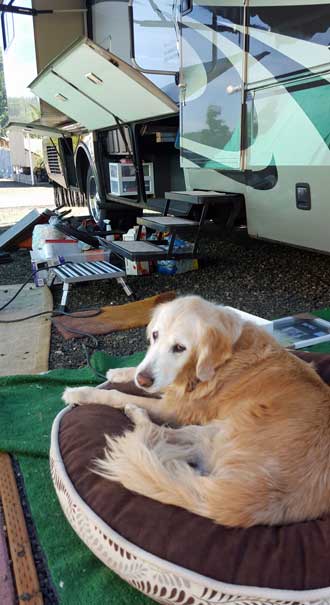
[186,104,232,150]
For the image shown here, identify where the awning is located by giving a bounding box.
[7,121,84,137]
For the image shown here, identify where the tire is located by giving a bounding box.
[53,183,85,209]
[86,166,107,225]
[86,165,142,229]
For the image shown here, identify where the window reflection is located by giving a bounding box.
[133,0,179,71]
[181,5,243,168]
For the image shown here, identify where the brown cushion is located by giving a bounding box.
[59,351,330,591]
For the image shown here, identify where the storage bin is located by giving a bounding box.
[109,162,154,196]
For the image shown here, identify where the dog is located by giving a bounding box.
[63,295,330,527]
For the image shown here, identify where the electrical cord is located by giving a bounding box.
[55,323,99,347]
[0,263,103,322]
[0,275,37,312]
[0,309,102,323]
[0,310,54,323]
[82,343,107,381]
[0,263,72,312]
[0,262,110,381]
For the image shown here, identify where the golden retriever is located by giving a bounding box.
[63,295,330,528]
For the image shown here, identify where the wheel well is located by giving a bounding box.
[75,146,91,195]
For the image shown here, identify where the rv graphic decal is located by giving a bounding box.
[181,146,278,190]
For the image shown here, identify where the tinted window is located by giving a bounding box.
[250,5,330,44]
[248,4,330,80]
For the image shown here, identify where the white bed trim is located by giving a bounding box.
[50,406,330,605]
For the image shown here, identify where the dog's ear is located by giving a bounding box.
[196,326,232,382]
[196,310,242,382]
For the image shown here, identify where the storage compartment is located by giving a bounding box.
[136,117,185,202]
[102,115,185,206]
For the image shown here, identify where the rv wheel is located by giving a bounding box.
[86,166,106,225]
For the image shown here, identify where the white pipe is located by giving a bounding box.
[27,132,35,186]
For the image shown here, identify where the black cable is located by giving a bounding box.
[0,263,103,321]
[0,308,102,324]
[55,323,99,347]
[53,308,101,319]
[0,263,72,312]
[0,275,36,312]
[82,343,107,381]
[0,261,109,380]
[0,310,53,323]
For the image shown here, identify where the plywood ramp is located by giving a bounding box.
[0,453,43,605]
[0,284,52,376]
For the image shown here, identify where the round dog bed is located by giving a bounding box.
[50,351,330,605]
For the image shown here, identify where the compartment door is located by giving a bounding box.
[29,37,178,131]
[180,1,245,170]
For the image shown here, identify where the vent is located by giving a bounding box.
[46,145,62,174]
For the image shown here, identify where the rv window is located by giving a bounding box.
[246,76,330,167]
[248,4,330,83]
[132,0,179,72]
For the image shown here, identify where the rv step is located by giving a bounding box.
[147,198,192,217]
[51,260,132,310]
[108,240,193,261]
[137,216,198,233]
[164,190,237,206]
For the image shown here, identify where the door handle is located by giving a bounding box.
[181,0,192,15]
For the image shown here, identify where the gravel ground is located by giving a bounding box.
[1,232,330,370]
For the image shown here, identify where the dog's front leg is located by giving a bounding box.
[62,386,163,414]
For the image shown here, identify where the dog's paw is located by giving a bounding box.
[106,367,135,383]
[124,404,149,425]
[62,386,97,406]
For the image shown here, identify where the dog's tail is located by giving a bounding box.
[94,421,275,527]
[94,422,211,518]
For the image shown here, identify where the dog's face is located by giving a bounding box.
[135,296,242,393]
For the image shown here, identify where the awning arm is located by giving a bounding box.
[0,5,87,17]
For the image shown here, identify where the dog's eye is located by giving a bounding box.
[152,331,159,341]
[172,344,186,354]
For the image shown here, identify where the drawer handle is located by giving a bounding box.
[55,93,68,102]
[85,72,103,85]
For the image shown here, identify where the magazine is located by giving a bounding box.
[272,314,330,349]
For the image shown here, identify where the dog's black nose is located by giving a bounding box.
[136,372,154,388]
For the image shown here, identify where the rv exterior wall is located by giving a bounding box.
[33,0,85,71]
[182,0,330,252]
[186,165,330,253]
[91,0,131,62]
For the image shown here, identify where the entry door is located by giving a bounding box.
[180,1,246,170]
[29,37,178,131]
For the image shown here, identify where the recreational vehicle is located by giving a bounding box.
[2,0,330,254]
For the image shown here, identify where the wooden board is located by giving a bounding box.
[0,284,53,376]
[0,453,43,605]
[0,507,15,605]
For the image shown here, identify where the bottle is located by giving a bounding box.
[104,219,114,242]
